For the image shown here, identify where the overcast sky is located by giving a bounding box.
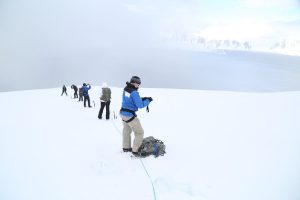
[0,0,300,91]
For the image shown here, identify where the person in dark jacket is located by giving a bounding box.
[120,76,153,156]
[82,83,92,107]
[78,87,83,101]
[71,84,78,98]
[61,85,67,96]
[98,82,111,120]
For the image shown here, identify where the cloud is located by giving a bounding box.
[124,4,145,13]
[1,0,300,91]
[199,22,273,40]
[242,0,298,8]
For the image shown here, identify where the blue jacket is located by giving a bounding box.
[83,85,91,96]
[120,82,150,117]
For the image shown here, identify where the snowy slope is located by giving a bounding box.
[0,87,300,200]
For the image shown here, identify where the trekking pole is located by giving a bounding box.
[113,110,117,119]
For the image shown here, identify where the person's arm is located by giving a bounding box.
[131,91,150,108]
[108,88,111,99]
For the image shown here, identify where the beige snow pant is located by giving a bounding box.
[121,116,144,152]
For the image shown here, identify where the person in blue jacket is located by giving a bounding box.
[120,76,153,156]
[82,83,92,108]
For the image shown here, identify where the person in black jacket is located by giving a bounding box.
[61,85,67,96]
[78,87,83,101]
[71,84,78,98]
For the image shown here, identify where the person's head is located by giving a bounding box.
[130,76,141,88]
[83,83,87,86]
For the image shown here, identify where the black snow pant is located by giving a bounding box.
[84,96,91,107]
[78,95,83,101]
[98,101,110,119]
[74,91,78,98]
[61,90,67,96]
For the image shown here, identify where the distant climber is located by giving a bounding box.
[61,85,67,96]
[78,87,83,101]
[71,84,78,99]
[82,83,92,107]
[98,82,111,120]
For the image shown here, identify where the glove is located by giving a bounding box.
[142,97,153,102]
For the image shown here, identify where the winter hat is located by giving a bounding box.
[102,82,108,88]
[83,83,87,86]
[130,76,141,84]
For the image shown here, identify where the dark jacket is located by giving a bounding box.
[71,84,78,92]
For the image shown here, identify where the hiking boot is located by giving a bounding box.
[123,148,132,152]
[132,151,139,156]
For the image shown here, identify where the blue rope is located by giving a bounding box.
[111,115,157,200]
[139,158,157,200]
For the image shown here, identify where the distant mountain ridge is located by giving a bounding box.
[270,39,300,56]
[164,33,300,56]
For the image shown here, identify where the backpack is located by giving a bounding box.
[79,88,83,96]
[138,136,166,158]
